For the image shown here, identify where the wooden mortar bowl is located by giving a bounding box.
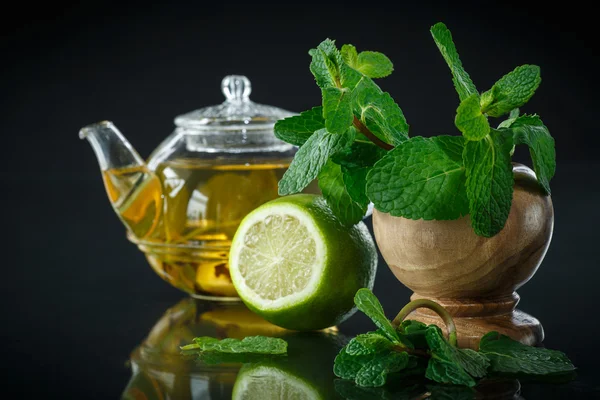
[373,164,553,349]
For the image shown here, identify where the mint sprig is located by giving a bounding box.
[334,289,575,388]
[430,22,478,101]
[274,23,556,236]
[366,136,469,221]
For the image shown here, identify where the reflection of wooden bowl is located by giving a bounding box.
[373,164,553,349]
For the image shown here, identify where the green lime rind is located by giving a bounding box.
[230,194,377,331]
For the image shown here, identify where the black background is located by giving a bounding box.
[3,1,599,398]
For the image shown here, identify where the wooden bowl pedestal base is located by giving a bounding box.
[406,292,543,349]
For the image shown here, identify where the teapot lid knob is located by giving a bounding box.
[222,75,251,103]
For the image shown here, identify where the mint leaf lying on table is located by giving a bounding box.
[334,289,575,388]
[479,332,575,375]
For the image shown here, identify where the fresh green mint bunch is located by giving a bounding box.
[274,22,556,237]
[333,289,574,388]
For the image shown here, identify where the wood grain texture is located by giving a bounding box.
[373,164,553,348]
[373,164,553,298]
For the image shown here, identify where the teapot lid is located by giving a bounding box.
[174,75,294,130]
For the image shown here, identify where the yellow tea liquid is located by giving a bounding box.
[102,158,308,298]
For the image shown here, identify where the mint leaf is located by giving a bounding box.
[367,136,469,220]
[425,326,489,387]
[309,39,340,88]
[355,51,394,78]
[480,65,541,117]
[455,93,490,141]
[341,44,358,68]
[274,106,324,146]
[397,320,429,349]
[426,326,490,379]
[463,129,514,237]
[430,22,477,101]
[323,87,354,134]
[318,160,368,226]
[354,288,400,343]
[479,332,575,375]
[278,128,353,195]
[353,77,409,146]
[355,351,410,387]
[180,336,287,355]
[334,347,379,380]
[346,332,394,356]
[332,141,387,169]
[342,166,370,206]
[510,115,555,194]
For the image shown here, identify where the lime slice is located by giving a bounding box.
[232,364,321,400]
[229,194,377,331]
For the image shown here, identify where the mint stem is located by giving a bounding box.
[391,299,458,347]
[352,116,394,151]
[180,343,200,351]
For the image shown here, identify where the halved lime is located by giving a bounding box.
[229,194,377,331]
[232,364,321,400]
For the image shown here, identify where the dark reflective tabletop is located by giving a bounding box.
[4,164,599,399]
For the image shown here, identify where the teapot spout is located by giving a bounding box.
[79,120,145,171]
[80,121,163,239]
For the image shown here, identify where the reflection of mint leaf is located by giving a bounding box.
[480,65,541,117]
[353,77,409,146]
[479,332,575,375]
[278,128,353,195]
[274,106,324,146]
[510,115,555,194]
[200,352,283,365]
[354,289,399,343]
[430,22,477,101]
[355,351,410,387]
[318,160,368,226]
[425,326,489,387]
[355,51,394,78]
[367,136,469,220]
[180,336,287,355]
[463,129,514,237]
[455,93,490,141]
[323,87,354,134]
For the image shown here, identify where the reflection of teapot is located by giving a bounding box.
[80,76,317,300]
[121,298,343,400]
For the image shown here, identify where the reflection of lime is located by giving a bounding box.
[229,194,377,331]
[232,364,322,400]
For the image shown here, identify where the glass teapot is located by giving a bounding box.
[81,75,312,300]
